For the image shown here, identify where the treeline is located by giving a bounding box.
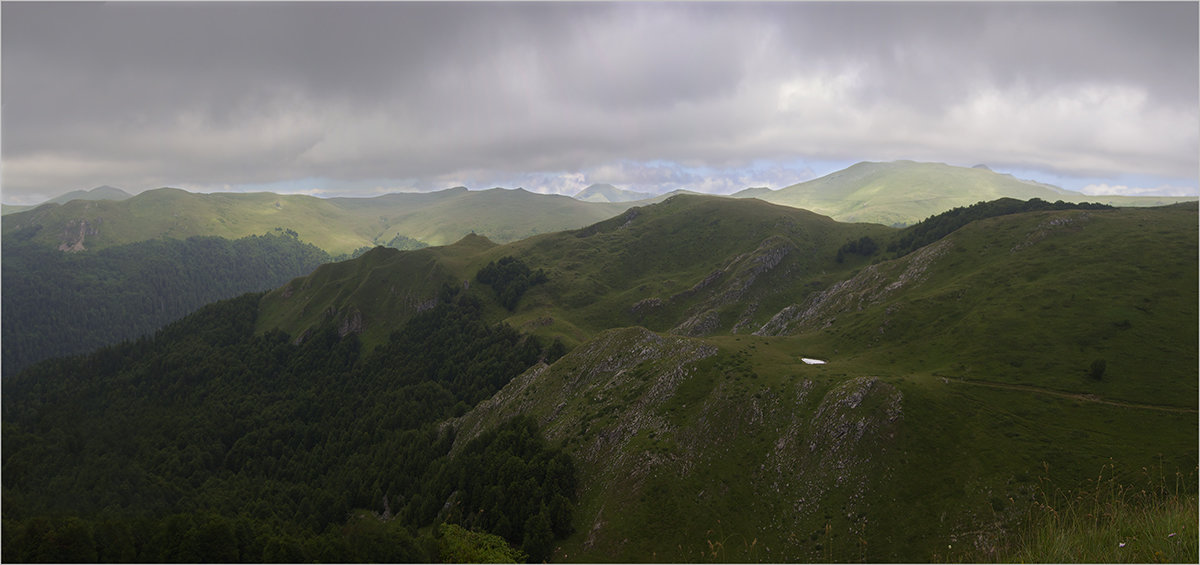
[1,231,332,375]
[476,256,548,311]
[887,197,1112,258]
[2,284,575,562]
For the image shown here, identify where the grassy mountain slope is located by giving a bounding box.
[452,330,1192,561]
[1,187,638,255]
[254,195,1196,560]
[739,161,1196,226]
[256,234,498,347]
[3,189,364,253]
[258,195,895,350]
[6,193,1194,562]
[443,200,1197,561]
[756,204,1198,406]
[503,195,894,340]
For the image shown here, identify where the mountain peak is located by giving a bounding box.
[45,185,133,205]
[739,160,1080,226]
[731,186,774,199]
[87,185,132,197]
[574,183,653,203]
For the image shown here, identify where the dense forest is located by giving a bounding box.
[475,256,549,311]
[1,231,332,374]
[2,277,576,562]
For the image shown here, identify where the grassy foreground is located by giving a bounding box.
[972,463,1198,563]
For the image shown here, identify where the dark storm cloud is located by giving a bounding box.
[2,2,1196,201]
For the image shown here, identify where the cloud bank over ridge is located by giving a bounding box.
[2,2,1196,203]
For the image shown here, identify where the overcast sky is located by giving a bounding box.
[2,1,1197,204]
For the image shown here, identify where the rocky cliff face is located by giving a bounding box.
[57,217,102,252]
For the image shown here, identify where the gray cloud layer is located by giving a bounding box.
[3,2,1196,201]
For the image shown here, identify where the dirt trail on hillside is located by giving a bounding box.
[945,377,1198,414]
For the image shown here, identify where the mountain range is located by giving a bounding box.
[1,185,132,215]
[251,194,1200,560]
[733,160,1195,225]
[2,186,644,255]
[5,162,1194,254]
[1,161,1196,562]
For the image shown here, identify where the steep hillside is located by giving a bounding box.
[256,234,498,348]
[2,288,572,562]
[755,203,1199,406]
[443,202,1197,561]
[448,326,1193,561]
[258,195,895,349]
[739,161,1196,226]
[506,195,894,339]
[1,232,331,374]
[1,187,638,255]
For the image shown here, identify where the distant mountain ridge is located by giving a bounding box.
[5,161,1194,255]
[1,185,133,215]
[735,160,1195,225]
[2,186,653,255]
[53,185,133,203]
[572,183,654,203]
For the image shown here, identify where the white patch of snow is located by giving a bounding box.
[801,357,827,365]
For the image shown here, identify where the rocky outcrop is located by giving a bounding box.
[663,236,795,336]
[671,309,721,337]
[755,239,951,336]
[758,376,904,558]
[1010,212,1091,252]
[57,218,102,252]
[453,327,718,453]
[337,307,364,337]
[450,327,908,561]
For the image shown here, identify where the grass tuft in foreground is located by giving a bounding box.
[993,462,1197,563]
